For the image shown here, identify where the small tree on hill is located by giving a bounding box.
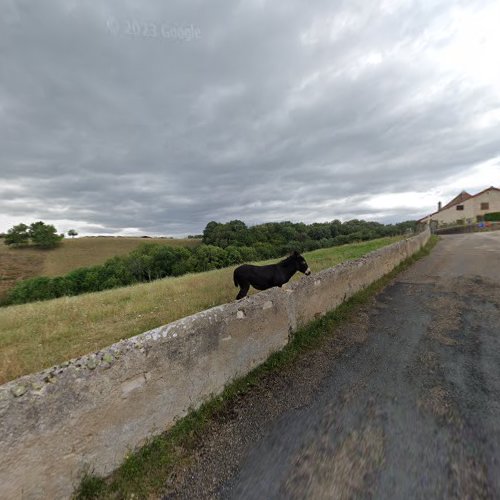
[68,229,78,238]
[29,221,64,248]
[5,223,30,247]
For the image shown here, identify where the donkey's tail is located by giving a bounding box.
[233,269,239,287]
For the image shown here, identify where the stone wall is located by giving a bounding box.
[0,229,430,499]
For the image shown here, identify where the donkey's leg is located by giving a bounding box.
[236,284,250,300]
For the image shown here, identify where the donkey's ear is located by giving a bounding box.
[292,250,299,256]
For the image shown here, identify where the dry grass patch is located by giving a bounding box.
[41,236,200,277]
[0,237,400,383]
[0,243,45,301]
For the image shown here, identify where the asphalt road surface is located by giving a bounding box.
[164,232,500,499]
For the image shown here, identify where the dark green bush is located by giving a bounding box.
[485,212,500,222]
[7,277,56,304]
[236,246,259,262]
[187,245,229,272]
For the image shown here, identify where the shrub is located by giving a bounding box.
[225,246,244,265]
[485,212,500,222]
[6,277,56,304]
[187,245,229,272]
[66,268,94,294]
[5,223,30,247]
[237,246,259,262]
[252,242,278,259]
[332,234,353,246]
[29,221,64,248]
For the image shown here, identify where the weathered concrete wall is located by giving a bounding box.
[0,229,430,499]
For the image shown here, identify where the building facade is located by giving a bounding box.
[419,186,500,227]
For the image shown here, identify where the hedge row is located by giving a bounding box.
[485,212,500,222]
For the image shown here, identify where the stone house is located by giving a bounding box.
[419,186,500,228]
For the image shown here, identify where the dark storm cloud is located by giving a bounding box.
[1,0,500,235]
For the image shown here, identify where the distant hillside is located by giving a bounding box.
[0,237,201,300]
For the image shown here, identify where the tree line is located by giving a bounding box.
[2,218,416,306]
[202,219,416,253]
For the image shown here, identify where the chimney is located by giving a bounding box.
[438,201,442,211]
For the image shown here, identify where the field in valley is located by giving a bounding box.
[0,236,201,301]
[0,236,401,384]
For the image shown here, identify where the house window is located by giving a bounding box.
[481,202,489,210]
[456,205,464,211]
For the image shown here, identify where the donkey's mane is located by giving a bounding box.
[280,253,299,264]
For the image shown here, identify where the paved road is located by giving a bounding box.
[164,232,500,499]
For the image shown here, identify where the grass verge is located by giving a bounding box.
[74,235,438,499]
[0,237,400,383]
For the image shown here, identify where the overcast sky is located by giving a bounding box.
[1,0,499,236]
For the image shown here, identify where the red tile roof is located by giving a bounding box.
[441,191,472,210]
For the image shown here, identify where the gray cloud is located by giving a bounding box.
[1,0,500,235]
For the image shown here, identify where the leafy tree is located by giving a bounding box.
[253,242,278,259]
[5,223,30,247]
[202,220,250,248]
[236,246,259,262]
[68,229,78,238]
[307,223,331,240]
[224,246,243,265]
[187,245,229,272]
[202,221,220,245]
[29,221,64,248]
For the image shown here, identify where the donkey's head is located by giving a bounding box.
[292,250,311,275]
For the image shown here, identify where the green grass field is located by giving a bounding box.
[0,237,201,301]
[0,236,400,384]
